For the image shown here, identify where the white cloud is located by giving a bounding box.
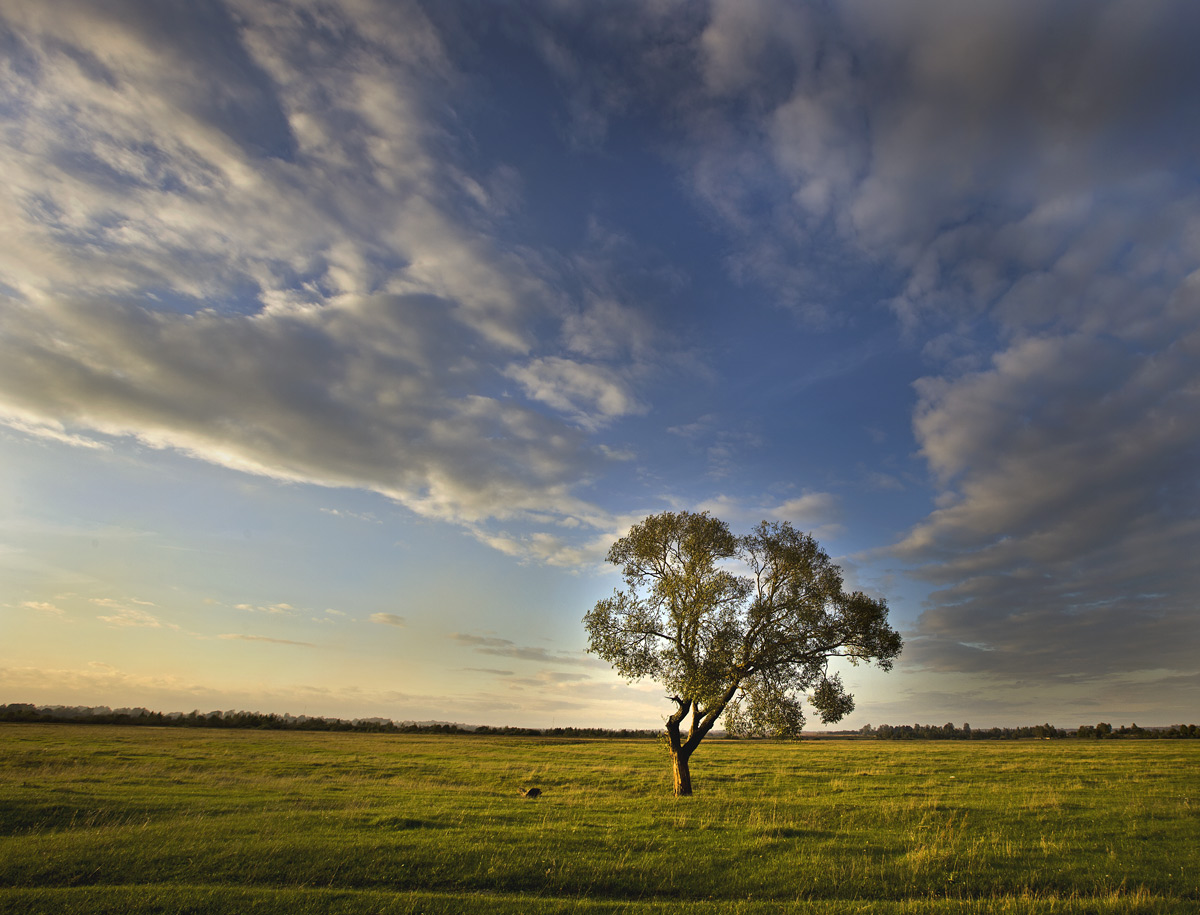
[369,613,405,627]
[504,357,646,430]
[695,492,840,538]
[471,526,618,569]
[236,603,296,616]
[0,414,109,451]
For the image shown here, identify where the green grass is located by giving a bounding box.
[1,725,1197,913]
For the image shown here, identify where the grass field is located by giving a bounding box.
[1,724,1197,913]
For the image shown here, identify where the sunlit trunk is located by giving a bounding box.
[671,748,693,797]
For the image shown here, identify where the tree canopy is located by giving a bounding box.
[584,511,902,795]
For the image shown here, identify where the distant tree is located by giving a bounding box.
[584,511,902,796]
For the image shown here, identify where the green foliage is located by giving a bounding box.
[1,725,1198,913]
[585,512,902,748]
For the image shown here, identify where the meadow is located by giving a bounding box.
[0,724,1196,913]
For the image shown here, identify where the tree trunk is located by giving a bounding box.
[671,747,693,797]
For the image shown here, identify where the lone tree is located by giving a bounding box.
[584,511,902,796]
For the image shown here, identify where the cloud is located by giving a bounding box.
[517,0,705,152]
[864,471,905,493]
[654,0,1200,691]
[671,0,1200,333]
[369,613,406,627]
[561,295,658,363]
[216,634,316,647]
[891,329,1200,680]
[0,0,629,553]
[0,660,208,698]
[504,356,647,430]
[450,633,600,668]
[667,415,764,479]
[0,414,110,451]
[91,598,164,628]
[4,0,1200,726]
[695,491,840,538]
[506,669,594,690]
[471,527,618,569]
[235,603,295,615]
[20,600,64,617]
[321,508,381,524]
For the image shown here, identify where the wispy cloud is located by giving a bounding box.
[695,492,841,539]
[0,415,109,451]
[320,508,381,524]
[369,613,405,627]
[216,634,316,648]
[235,603,295,615]
[451,633,599,668]
[503,357,647,431]
[92,598,166,629]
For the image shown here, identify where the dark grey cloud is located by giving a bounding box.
[892,328,1200,682]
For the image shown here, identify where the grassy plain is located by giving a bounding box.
[0,724,1197,913]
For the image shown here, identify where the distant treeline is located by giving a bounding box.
[3,704,1196,739]
[861,722,1200,740]
[0,704,657,738]
[473,725,659,738]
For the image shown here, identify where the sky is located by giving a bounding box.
[2,0,1199,730]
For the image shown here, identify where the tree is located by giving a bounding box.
[584,511,902,796]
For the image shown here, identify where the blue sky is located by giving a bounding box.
[2,0,1199,729]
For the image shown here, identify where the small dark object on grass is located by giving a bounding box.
[520,787,542,799]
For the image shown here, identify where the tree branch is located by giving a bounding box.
[618,625,677,645]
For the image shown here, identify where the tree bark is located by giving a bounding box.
[671,746,693,797]
[665,699,693,797]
